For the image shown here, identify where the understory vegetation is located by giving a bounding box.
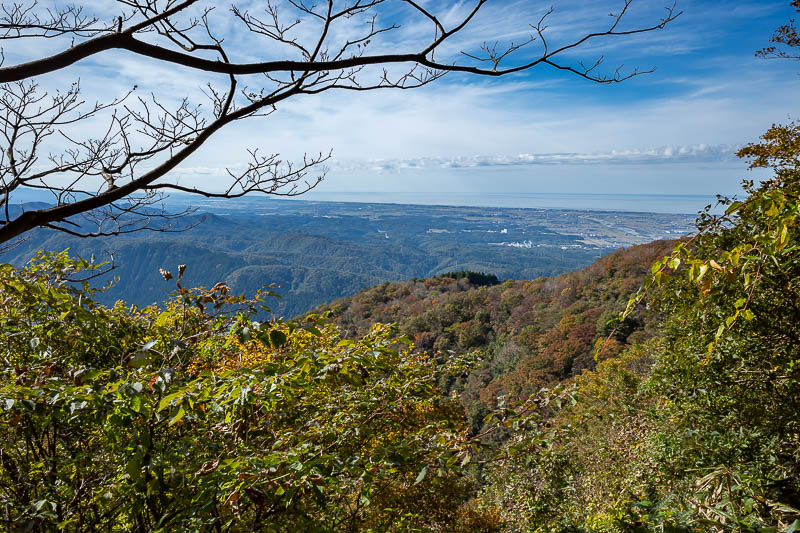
[1,119,799,532]
[0,253,487,531]
[3,3,800,526]
[479,120,800,531]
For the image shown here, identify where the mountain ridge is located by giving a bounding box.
[310,239,676,431]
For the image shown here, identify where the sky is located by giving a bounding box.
[7,0,800,207]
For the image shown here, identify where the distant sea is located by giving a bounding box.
[12,188,728,215]
[292,191,726,215]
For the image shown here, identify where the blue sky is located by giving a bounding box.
[287,0,796,199]
[9,0,800,204]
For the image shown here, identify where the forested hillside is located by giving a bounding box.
[477,120,800,530]
[312,240,674,431]
[4,202,613,318]
[2,0,799,530]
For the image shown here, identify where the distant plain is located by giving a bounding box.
[7,194,697,317]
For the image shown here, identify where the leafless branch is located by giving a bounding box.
[0,0,681,245]
[756,0,799,61]
[0,1,116,39]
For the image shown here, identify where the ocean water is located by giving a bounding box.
[293,191,724,215]
[12,187,726,216]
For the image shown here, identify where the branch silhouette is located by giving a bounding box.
[0,0,681,246]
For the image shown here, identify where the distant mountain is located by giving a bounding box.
[7,202,51,216]
[5,229,414,317]
[4,200,653,317]
[309,240,675,432]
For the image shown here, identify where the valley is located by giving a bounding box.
[5,197,695,317]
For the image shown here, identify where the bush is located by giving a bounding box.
[0,252,483,532]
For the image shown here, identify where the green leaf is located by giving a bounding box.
[725,201,743,215]
[129,394,142,413]
[269,330,287,348]
[129,351,152,369]
[414,466,428,484]
[33,499,53,512]
[766,201,780,217]
[127,456,142,482]
[360,491,371,506]
[158,391,183,412]
[169,406,186,426]
[155,311,172,327]
[651,261,662,275]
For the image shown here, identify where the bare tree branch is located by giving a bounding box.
[0,0,681,246]
[756,0,799,60]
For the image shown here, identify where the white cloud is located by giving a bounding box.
[4,0,798,200]
[325,144,738,173]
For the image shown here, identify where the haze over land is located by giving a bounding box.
[8,196,695,317]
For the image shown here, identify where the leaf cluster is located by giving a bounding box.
[0,253,485,532]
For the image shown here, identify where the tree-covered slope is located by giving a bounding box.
[3,120,800,530]
[477,121,800,531]
[4,203,610,318]
[312,240,675,430]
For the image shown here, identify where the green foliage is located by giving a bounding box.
[0,252,484,532]
[640,121,800,529]
[5,122,799,532]
[439,271,501,287]
[479,122,800,532]
[478,343,661,532]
